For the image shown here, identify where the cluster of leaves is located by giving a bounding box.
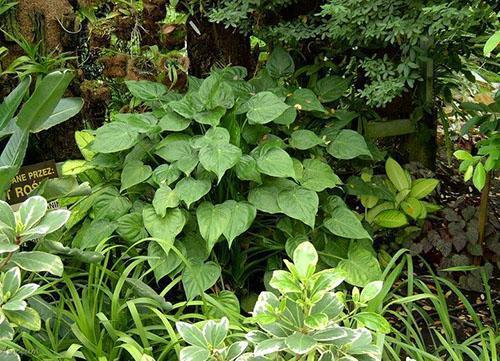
[0,71,83,196]
[203,0,497,107]
[177,242,386,361]
[62,48,383,299]
[0,196,70,358]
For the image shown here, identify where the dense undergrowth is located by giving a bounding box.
[0,1,499,360]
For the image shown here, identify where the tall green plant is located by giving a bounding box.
[0,70,82,198]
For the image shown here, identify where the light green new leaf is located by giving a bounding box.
[409,178,439,199]
[196,202,231,252]
[293,241,318,280]
[289,130,323,150]
[374,210,407,228]
[360,281,383,303]
[93,187,132,221]
[11,251,63,276]
[220,200,256,247]
[4,307,41,331]
[385,158,410,191]
[473,163,486,191]
[327,130,371,160]
[120,161,152,192]
[255,147,295,178]
[300,159,341,192]
[355,312,391,334]
[324,207,371,239]
[143,205,186,242]
[182,261,221,300]
[246,92,290,124]
[277,187,318,228]
[19,196,47,230]
[153,185,180,217]
[174,177,211,208]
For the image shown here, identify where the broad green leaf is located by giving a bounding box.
[2,267,21,295]
[198,73,235,109]
[293,241,318,279]
[354,312,391,333]
[61,160,94,175]
[324,207,371,239]
[174,177,211,208]
[16,70,73,131]
[91,122,139,153]
[179,346,209,361]
[248,186,281,214]
[203,318,228,347]
[254,339,287,356]
[0,76,31,130]
[235,155,262,183]
[11,251,63,276]
[31,98,83,133]
[360,281,383,303]
[125,80,168,101]
[285,332,317,355]
[304,313,328,330]
[385,158,410,191]
[473,163,486,191]
[409,178,439,199]
[246,92,290,124]
[143,205,186,242]
[72,219,116,249]
[153,185,180,217]
[314,75,350,102]
[159,110,191,131]
[289,130,323,150]
[92,188,132,221]
[374,210,407,228]
[4,307,41,331]
[327,130,371,160]
[193,107,226,126]
[176,322,208,347]
[199,142,241,182]
[400,197,424,220]
[311,293,344,319]
[0,200,15,229]
[155,134,192,162]
[116,212,148,244]
[273,106,297,126]
[287,88,325,112]
[270,270,302,293]
[19,196,47,230]
[196,202,231,252]
[182,261,221,299]
[266,47,295,78]
[484,30,500,57]
[311,326,347,342]
[120,161,152,192]
[26,209,70,236]
[337,243,381,287]
[148,241,183,281]
[277,187,318,228]
[152,164,181,186]
[220,201,256,247]
[255,147,295,178]
[300,159,341,192]
[202,291,241,321]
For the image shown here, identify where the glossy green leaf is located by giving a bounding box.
[196,202,231,252]
[143,205,186,242]
[153,185,180,217]
[374,210,407,228]
[289,130,323,150]
[277,187,318,228]
[385,158,411,191]
[246,92,290,124]
[266,47,295,78]
[91,122,139,153]
[327,130,371,160]
[409,178,439,199]
[287,88,325,112]
[324,207,371,239]
[220,200,256,247]
[11,251,63,276]
[182,261,221,299]
[473,162,486,191]
[314,75,350,102]
[0,76,31,130]
[199,141,241,182]
[285,332,317,354]
[174,177,211,208]
[300,159,341,192]
[293,241,318,279]
[255,147,295,178]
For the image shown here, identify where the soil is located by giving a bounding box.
[14,0,74,50]
[126,57,156,81]
[99,54,129,78]
[161,24,186,49]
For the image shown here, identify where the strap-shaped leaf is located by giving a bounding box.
[0,76,31,131]
[16,70,73,131]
